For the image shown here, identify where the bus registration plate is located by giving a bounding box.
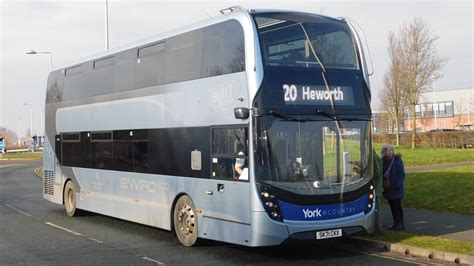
[316,229,342,240]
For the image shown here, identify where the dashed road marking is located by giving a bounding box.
[88,237,104,244]
[142,256,165,265]
[45,221,105,245]
[5,204,32,217]
[45,222,84,237]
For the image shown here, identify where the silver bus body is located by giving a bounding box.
[43,8,375,246]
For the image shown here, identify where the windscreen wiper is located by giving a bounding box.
[315,109,372,122]
[268,111,310,122]
[315,109,337,120]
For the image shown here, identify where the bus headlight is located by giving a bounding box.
[365,184,375,214]
[258,185,283,222]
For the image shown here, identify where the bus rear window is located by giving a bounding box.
[253,13,359,70]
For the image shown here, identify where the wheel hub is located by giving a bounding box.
[178,204,195,236]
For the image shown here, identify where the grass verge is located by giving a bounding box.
[373,144,474,167]
[403,165,474,215]
[1,152,43,161]
[369,230,474,256]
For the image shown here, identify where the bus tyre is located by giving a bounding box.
[173,195,198,246]
[64,180,79,217]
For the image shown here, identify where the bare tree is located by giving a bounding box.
[391,18,447,148]
[0,127,18,147]
[380,33,407,145]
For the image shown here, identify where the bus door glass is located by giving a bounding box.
[203,126,250,225]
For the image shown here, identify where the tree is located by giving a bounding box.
[380,33,406,145]
[0,127,18,147]
[391,18,447,148]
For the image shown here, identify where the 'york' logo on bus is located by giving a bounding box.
[302,208,322,218]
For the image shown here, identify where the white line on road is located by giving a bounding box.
[45,222,106,245]
[88,237,104,244]
[142,256,165,265]
[5,204,32,217]
[45,222,84,237]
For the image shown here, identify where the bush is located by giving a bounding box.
[373,131,474,148]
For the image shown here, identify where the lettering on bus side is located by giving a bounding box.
[120,178,169,193]
[282,84,354,105]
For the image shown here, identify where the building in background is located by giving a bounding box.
[403,87,473,132]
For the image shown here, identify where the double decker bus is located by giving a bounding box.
[43,7,374,247]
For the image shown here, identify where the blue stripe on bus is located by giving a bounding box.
[278,194,369,221]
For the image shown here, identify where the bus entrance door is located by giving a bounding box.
[201,179,251,245]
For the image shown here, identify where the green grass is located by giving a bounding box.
[373,144,474,167]
[370,230,474,256]
[1,152,43,161]
[402,165,474,215]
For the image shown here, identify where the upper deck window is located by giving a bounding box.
[65,65,83,76]
[93,56,114,69]
[138,42,165,58]
[253,13,359,70]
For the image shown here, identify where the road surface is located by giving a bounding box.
[0,162,426,265]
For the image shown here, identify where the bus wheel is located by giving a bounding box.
[64,180,78,217]
[173,195,198,246]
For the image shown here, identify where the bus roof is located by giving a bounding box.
[51,7,251,73]
[50,7,334,73]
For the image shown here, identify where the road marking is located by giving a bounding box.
[45,222,84,237]
[34,167,43,178]
[88,237,104,244]
[142,256,165,265]
[5,204,32,217]
[45,222,106,244]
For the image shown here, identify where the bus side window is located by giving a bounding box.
[211,127,248,180]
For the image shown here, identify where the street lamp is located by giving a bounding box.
[431,73,443,130]
[105,0,109,50]
[24,103,33,137]
[18,117,21,147]
[25,50,53,70]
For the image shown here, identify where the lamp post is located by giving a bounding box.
[432,73,443,130]
[26,50,53,139]
[24,103,33,137]
[18,117,21,147]
[25,50,53,70]
[105,0,109,50]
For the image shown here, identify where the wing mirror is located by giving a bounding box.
[234,108,250,119]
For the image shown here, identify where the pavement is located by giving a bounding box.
[391,161,474,243]
[364,161,474,264]
[354,205,474,265]
[381,206,474,243]
[405,161,474,173]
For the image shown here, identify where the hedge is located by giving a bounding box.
[373,131,474,148]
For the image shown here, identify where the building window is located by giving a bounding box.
[410,101,454,118]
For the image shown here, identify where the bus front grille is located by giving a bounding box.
[43,170,54,195]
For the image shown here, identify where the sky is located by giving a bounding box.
[1,0,473,137]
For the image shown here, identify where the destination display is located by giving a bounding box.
[282,84,354,105]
